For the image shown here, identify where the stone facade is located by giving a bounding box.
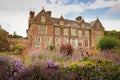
[26,8,104,49]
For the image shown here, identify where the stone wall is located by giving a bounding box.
[8,38,30,48]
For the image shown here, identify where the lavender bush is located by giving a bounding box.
[0,56,23,80]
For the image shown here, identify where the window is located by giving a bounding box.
[82,24,85,28]
[97,23,100,29]
[55,37,61,46]
[35,36,40,47]
[55,27,61,35]
[41,16,45,22]
[39,25,47,34]
[45,37,51,46]
[63,28,68,36]
[95,31,100,37]
[78,40,82,47]
[70,38,77,47]
[85,40,89,47]
[85,30,89,37]
[60,21,64,25]
[64,38,69,45]
[71,28,77,36]
[78,30,82,36]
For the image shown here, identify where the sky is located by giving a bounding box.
[0,0,120,37]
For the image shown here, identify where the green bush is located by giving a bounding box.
[47,45,55,51]
[49,45,55,51]
[96,36,120,50]
[63,60,120,80]
[12,44,25,55]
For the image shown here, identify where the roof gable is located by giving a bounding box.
[90,18,104,30]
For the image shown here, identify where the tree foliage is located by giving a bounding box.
[96,36,120,50]
[0,33,3,44]
[105,30,120,40]
[8,31,23,38]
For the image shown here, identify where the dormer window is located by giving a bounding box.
[60,21,64,25]
[41,16,45,22]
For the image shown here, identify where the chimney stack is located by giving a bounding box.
[29,11,35,18]
[76,16,82,21]
[47,11,51,17]
[29,11,35,27]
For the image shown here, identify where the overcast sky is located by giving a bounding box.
[0,0,120,37]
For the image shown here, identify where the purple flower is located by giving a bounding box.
[14,72,17,77]
[118,62,120,66]
[45,60,58,69]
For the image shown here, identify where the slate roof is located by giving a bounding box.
[30,9,104,30]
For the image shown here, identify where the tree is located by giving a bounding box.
[8,31,22,38]
[0,33,3,44]
[96,36,120,50]
[105,30,120,40]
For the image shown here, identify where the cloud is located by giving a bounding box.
[0,0,120,37]
[101,19,120,31]
[87,0,120,9]
[106,2,120,15]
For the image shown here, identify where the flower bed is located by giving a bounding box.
[0,55,120,80]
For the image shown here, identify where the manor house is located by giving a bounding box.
[26,8,104,49]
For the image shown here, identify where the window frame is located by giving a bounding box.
[71,28,77,36]
[39,25,47,34]
[41,16,45,22]
[63,28,69,36]
[55,27,61,35]
[35,36,41,47]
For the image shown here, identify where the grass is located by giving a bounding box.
[0,52,15,56]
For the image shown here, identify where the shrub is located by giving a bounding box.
[45,59,58,70]
[0,56,23,80]
[60,42,74,56]
[96,36,120,50]
[0,33,3,44]
[16,62,75,80]
[12,44,26,55]
[0,33,9,52]
[50,45,55,51]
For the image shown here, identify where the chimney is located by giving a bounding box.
[76,16,82,21]
[47,11,51,17]
[29,11,35,18]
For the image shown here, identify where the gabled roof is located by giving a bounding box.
[90,18,104,30]
[29,9,104,30]
[52,18,80,28]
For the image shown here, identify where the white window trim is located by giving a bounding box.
[45,36,51,47]
[71,28,77,36]
[85,40,89,48]
[60,21,64,25]
[63,28,68,36]
[85,30,89,37]
[78,40,83,47]
[55,37,61,46]
[41,16,45,22]
[78,30,82,36]
[55,27,61,35]
[39,25,47,34]
[35,36,41,47]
